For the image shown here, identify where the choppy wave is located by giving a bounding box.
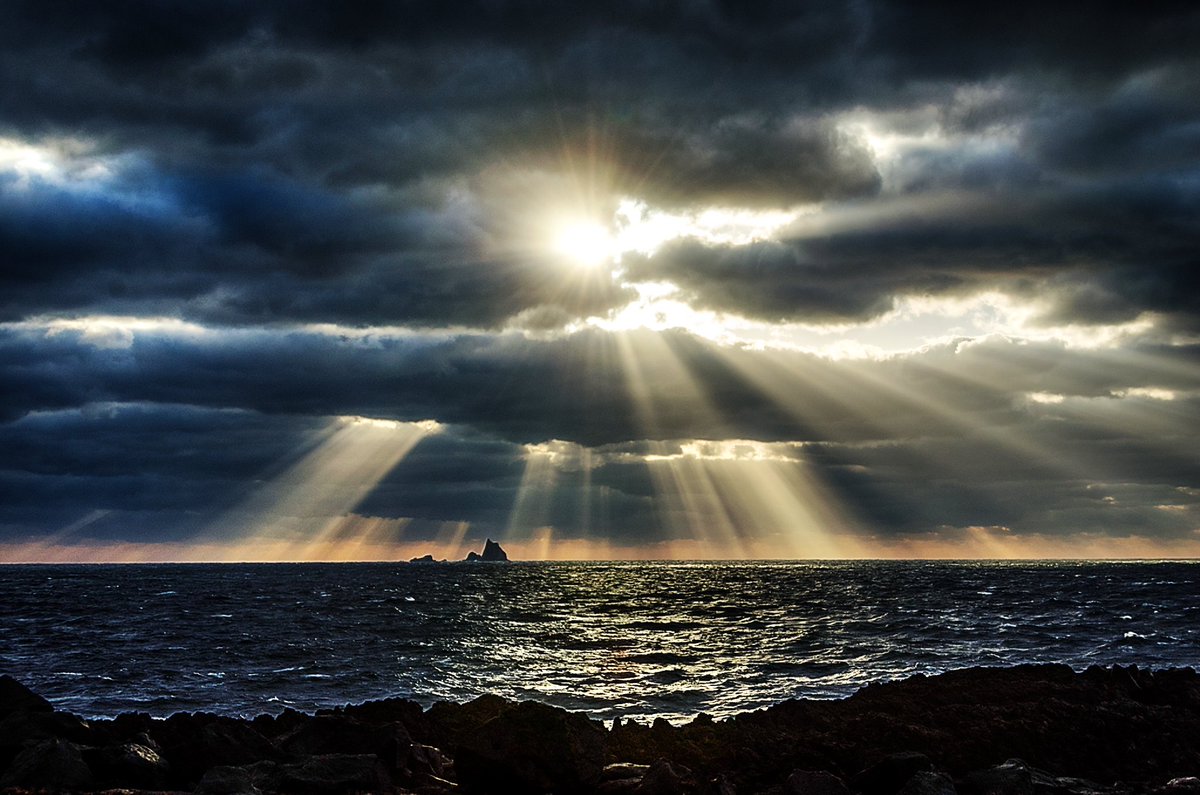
[1,560,1197,722]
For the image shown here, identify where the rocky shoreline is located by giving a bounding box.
[3,664,1199,794]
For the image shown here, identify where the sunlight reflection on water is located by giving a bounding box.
[1,560,1198,723]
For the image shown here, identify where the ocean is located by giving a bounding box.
[1,560,1197,723]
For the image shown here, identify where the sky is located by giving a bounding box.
[1,1,1199,561]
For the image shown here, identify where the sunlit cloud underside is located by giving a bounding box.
[3,321,1197,561]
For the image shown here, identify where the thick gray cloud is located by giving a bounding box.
[0,0,1194,329]
[10,324,1197,444]
[1,324,1198,545]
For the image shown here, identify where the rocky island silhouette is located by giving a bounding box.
[409,538,510,564]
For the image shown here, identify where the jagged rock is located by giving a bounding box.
[0,737,94,790]
[4,666,1200,795]
[634,758,689,795]
[1159,779,1200,795]
[107,710,155,741]
[455,700,606,793]
[961,760,1035,795]
[251,706,310,740]
[83,740,171,789]
[411,554,440,563]
[338,696,427,736]
[0,708,96,748]
[786,769,852,795]
[0,675,53,715]
[606,762,654,781]
[150,712,279,785]
[465,538,508,561]
[425,693,511,750]
[400,741,454,785]
[900,771,957,795]
[0,710,94,776]
[1031,770,1111,795]
[278,712,410,761]
[599,762,653,794]
[415,773,462,794]
[853,753,936,795]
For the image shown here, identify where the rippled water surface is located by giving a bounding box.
[1,561,1198,721]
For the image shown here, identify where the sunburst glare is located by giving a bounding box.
[552,220,615,267]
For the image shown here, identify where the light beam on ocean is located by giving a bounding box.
[209,416,440,560]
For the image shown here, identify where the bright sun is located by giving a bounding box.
[553,220,615,267]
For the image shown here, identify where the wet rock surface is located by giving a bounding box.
[1,665,1199,793]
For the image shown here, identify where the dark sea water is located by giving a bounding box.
[1,561,1198,723]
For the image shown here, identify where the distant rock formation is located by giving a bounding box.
[464,539,509,562]
[407,541,508,564]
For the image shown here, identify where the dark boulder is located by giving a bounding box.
[151,712,280,786]
[251,706,310,740]
[338,695,427,737]
[83,740,171,789]
[0,676,52,715]
[399,741,454,787]
[106,710,155,742]
[426,693,512,749]
[0,708,97,770]
[455,700,607,793]
[278,712,410,760]
[853,752,936,795]
[961,760,1036,795]
[634,758,690,794]
[411,554,440,563]
[0,709,93,745]
[0,737,94,790]
[600,762,652,794]
[966,763,1109,795]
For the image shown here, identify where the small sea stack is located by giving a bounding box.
[464,538,509,562]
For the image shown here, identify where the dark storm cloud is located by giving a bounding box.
[1,1,1193,329]
[4,322,1200,440]
[0,162,633,326]
[0,1,1195,329]
[3,321,1199,444]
